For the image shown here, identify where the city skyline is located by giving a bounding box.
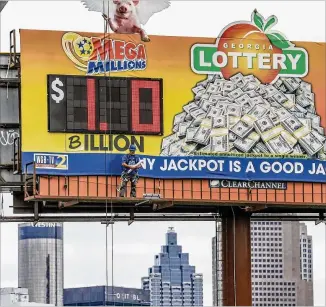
[212,220,314,306]
[0,2,325,305]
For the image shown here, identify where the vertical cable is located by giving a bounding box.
[102,1,115,305]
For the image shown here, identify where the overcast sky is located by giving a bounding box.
[0,1,326,306]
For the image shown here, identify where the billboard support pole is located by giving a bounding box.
[221,207,252,305]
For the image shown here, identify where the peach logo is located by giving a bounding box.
[191,10,308,83]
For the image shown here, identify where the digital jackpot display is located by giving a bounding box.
[48,75,163,135]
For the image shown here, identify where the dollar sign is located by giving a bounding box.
[51,78,64,104]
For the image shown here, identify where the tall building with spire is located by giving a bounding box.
[142,227,203,306]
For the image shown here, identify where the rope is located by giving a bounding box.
[102,1,114,305]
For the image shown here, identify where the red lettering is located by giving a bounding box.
[90,38,114,61]
[137,45,146,60]
[125,42,137,60]
[114,41,125,60]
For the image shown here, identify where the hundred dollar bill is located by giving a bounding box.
[315,127,325,135]
[292,144,303,155]
[281,116,304,134]
[193,118,212,145]
[208,94,223,104]
[306,114,321,128]
[245,90,259,98]
[206,83,221,94]
[255,84,267,97]
[199,99,214,112]
[160,147,169,156]
[264,85,279,98]
[190,108,206,119]
[161,133,179,150]
[196,92,210,101]
[299,81,312,92]
[235,79,246,89]
[242,101,253,114]
[206,106,223,119]
[190,117,204,128]
[261,125,284,142]
[254,116,275,134]
[192,85,205,94]
[226,104,242,117]
[317,150,326,160]
[299,133,323,156]
[210,135,229,153]
[281,130,297,148]
[234,132,260,153]
[185,113,193,122]
[235,94,251,105]
[311,130,326,144]
[183,102,198,114]
[173,112,187,126]
[213,79,226,87]
[177,122,191,138]
[243,74,261,85]
[242,105,269,125]
[282,77,300,92]
[303,91,315,103]
[186,127,199,143]
[229,132,237,142]
[228,116,240,127]
[230,72,244,83]
[298,118,312,131]
[210,127,229,137]
[255,142,269,154]
[275,107,291,121]
[242,82,258,92]
[290,111,305,119]
[212,115,228,128]
[230,120,253,138]
[250,96,265,105]
[168,139,185,155]
[223,81,237,93]
[177,142,198,156]
[228,88,244,100]
[294,104,308,114]
[215,102,229,114]
[306,104,316,114]
[266,134,292,154]
[296,94,311,108]
[199,144,212,153]
[173,124,179,133]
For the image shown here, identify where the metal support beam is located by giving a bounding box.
[222,208,252,306]
[33,202,39,225]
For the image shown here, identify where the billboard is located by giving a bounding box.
[20,10,326,182]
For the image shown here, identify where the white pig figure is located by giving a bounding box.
[81,0,171,42]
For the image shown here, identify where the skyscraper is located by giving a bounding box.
[18,222,64,306]
[212,221,313,306]
[142,227,203,306]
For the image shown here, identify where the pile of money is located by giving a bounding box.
[160,73,326,159]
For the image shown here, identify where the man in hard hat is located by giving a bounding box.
[118,144,142,198]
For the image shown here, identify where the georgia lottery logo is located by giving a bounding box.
[62,32,147,75]
[191,9,308,84]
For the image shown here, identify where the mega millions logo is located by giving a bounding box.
[191,10,308,83]
[62,32,147,75]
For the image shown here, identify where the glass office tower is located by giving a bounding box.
[142,227,203,306]
[18,222,64,306]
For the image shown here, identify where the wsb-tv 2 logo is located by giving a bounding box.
[34,154,68,170]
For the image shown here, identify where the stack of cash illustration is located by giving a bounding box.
[160,73,326,159]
